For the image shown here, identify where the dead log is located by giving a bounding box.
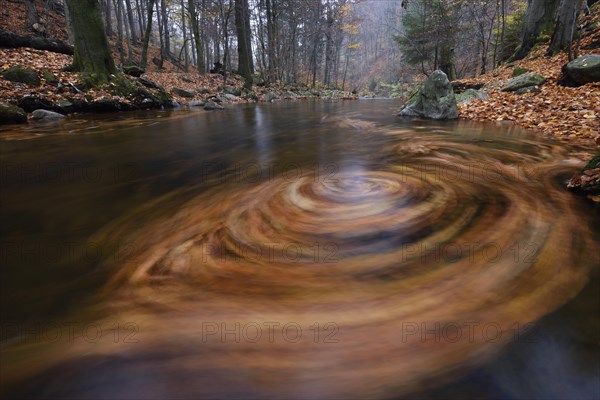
[0,29,73,55]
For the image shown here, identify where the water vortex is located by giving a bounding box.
[5,121,598,399]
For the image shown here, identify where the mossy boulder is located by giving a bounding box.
[172,87,195,98]
[1,65,40,86]
[264,92,279,102]
[31,109,66,121]
[512,67,529,77]
[500,73,545,92]
[0,103,27,124]
[567,153,600,196]
[137,77,164,91]
[564,54,600,85]
[399,70,458,120]
[204,101,224,110]
[42,70,58,85]
[123,65,145,77]
[455,89,488,103]
[222,85,242,96]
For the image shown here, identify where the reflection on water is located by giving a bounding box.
[1,101,599,399]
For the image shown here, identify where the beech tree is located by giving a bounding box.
[65,0,117,84]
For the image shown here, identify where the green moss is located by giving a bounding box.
[0,103,27,124]
[42,71,58,85]
[1,65,40,86]
[584,154,600,171]
[512,67,529,77]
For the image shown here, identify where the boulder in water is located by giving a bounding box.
[31,109,66,121]
[0,103,27,124]
[399,70,458,120]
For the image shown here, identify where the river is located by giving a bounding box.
[1,100,599,399]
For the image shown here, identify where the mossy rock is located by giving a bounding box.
[0,103,27,124]
[512,67,529,77]
[1,65,40,86]
[87,97,132,112]
[501,73,546,92]
[223,86,242,96]
[172,87,195,98]
[564,55,600,85]
[123,65,145,77]
[137,77,164,91]
[264,92,279,102]
[399,70,458,120]
[584,154,600,171]
[456,89,488,103]
[42,71,58,85]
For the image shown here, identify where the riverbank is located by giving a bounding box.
[0,45,360,123]
[454,6,600,151]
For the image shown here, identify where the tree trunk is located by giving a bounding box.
[235,0,253,87]
[181,0,189,70]
[188,0,205,73]
[513,0,560,60]
[140,0,155,68]
[105,0,113,37]
[547,0,582,56]
[161,0,170,55]
[155,0,164,68]
[114,0,125,65]
[65,0,116,84]
[125,0,138,43]
[23,0,40,29]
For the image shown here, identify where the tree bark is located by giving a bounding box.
[114,0,125,65]
[513,0,560,60]
[161,0,170,55]
[235,0,253,87]
[188,0,205,73]
[140,0,155,68]
[547,0,582,56]
[23,0,40,29]
[105,0,113,37]
[0,28,74,54]
[64,0,116,84]
[125,0,139,43]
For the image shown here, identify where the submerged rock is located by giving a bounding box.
[500,72,545,92]
[189,100,205,107]
[0,103,27,124]
[264,92,279,102]
[204,101,224,110]
[31,109,66,121]
[563,54,600,85]
[399,70,458,120]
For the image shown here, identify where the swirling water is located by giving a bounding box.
[1,100,598,399]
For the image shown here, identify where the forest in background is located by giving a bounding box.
[2,0,596,92]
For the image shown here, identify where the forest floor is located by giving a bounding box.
[454,7,600,151]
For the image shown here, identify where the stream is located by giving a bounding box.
[1,100,599,399]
